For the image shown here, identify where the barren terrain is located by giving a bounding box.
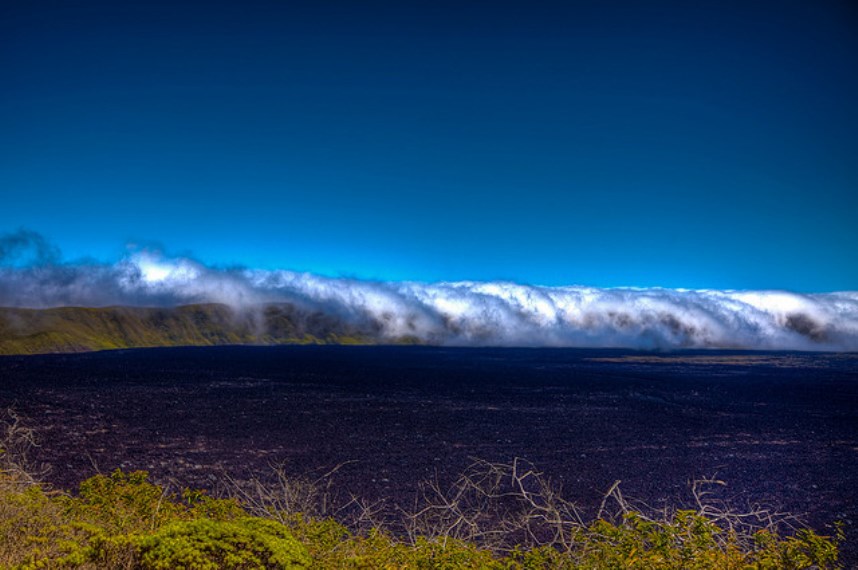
[1,346,856,558]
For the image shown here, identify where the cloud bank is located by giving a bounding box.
[2,230,857,351]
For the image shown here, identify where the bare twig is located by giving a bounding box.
[0,407,50,488]
[400,457,584,552]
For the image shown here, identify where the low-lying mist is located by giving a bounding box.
[1,230,857,350]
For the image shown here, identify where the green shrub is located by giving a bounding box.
[135,517,311,569]
[0,480,66,568]
[0,471,310,569]
[68,470,189,533]
[0,467,844,570]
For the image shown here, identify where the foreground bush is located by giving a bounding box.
[0,469,843,569]
[0,471,309,569]
[134,518,311,569]
[0,411,845,568]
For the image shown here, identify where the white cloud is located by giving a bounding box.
[2,237,857,351]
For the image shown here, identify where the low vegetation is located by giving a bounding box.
[0,304,384,355]
[0,409,844,569]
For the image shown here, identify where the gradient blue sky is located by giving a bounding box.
[2,0,856,290]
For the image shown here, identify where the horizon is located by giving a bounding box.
[4,227,858,294]
[1,229,857,351]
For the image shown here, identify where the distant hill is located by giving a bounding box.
[0,304,401,355]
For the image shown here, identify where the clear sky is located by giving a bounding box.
[2,0,856,290]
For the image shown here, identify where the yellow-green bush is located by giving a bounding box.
[67,470,191,533]
[0,469,844,569]
[135,518,311,569]
[0,482,67,568]
[0,471,311,569]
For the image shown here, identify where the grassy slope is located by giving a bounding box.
[0,304,379,355]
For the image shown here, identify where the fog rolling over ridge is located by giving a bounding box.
[1,231,857,351]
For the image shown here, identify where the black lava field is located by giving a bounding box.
[1,346,856,554]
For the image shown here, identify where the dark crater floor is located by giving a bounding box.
[1,346,856,558]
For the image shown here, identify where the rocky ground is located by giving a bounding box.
[2,346,856,560]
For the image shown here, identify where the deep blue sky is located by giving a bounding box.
[2,1,856,290]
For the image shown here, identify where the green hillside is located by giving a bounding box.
[0,304,382,355]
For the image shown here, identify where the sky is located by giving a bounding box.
[1,0,857,290]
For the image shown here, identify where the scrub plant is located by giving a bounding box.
[0,409,844,569]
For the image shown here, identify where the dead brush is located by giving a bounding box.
[221,460,386,533]
[0,407,49,489]
[399,458,822,560]
[400,457,585,553]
